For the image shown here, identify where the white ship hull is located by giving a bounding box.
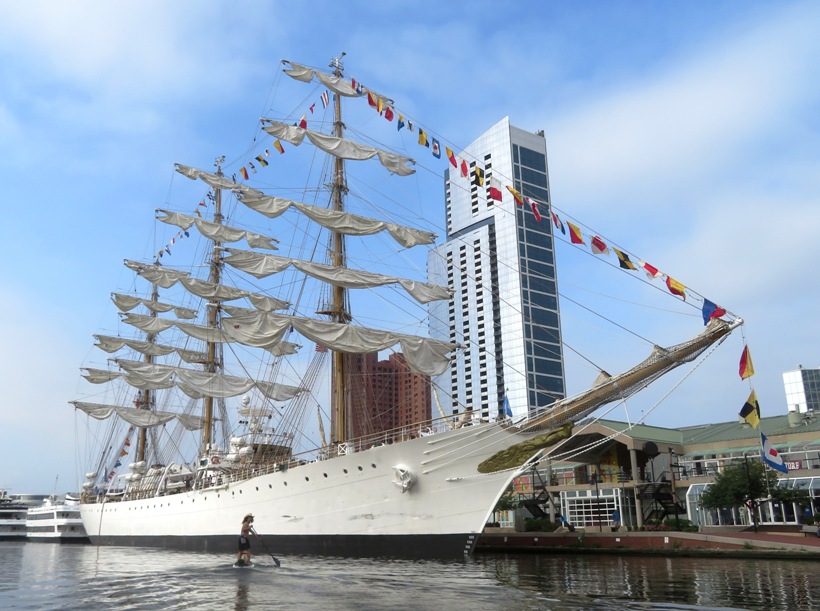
[0,521,27,541]
[81,423,536,558]
[27,498,89,543]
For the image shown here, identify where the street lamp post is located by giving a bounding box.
[668,447,680,529]
[590,472,602,532]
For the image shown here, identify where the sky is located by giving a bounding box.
[1,0,819,494]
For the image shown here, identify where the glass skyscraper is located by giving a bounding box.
[428,117,565,420]
[783,366,820,413]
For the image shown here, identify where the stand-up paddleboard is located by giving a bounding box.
[233,558,254,568]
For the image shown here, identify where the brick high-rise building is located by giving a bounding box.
[345,352,432,439]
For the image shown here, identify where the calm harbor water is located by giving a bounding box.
[0,541,817,610]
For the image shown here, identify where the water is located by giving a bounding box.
[1,542,817,610]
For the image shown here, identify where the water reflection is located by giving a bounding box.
[480,553,818,609]
[1,543,817,610]
[234,581,249,611]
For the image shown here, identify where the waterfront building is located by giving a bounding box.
[783,365,820,414]
[428,118,564,421]
[510,411,820,532]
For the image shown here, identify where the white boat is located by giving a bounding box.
[0,490,28,540]
[26,495,89,543]
[72,56,741,558]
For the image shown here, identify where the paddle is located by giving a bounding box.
[252,527,281,567]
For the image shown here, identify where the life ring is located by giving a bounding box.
[211,456,220,465]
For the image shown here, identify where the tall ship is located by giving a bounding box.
[72,56,741,558]
[0,490,28,540]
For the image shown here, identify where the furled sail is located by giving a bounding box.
[282,60,364,98]
[222,248,451,304]
[114,360,176,389]
[173,166,436,247]
[110,359,303,401]
[122,264,289,311]
[82,368,122,384]
[121,313,176,334]
[223,311,458,377]
[70,401,204,431]
[174,164,247,193]
[175,347,211,364]
[124,260,190,289]
[111,293,197,320]
[180,277,289,310]
[157,210,279,251]
[96,332,209,365]
[95,334,176,357]
[120,313,288,353]
[261,119,416,176]
[237,188,436,248]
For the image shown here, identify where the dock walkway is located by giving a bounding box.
[477,528,820,558]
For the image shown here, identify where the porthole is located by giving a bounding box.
[358,466,363,471]
[343,469,348,474]
[305,477,310,481]
[371,464,376,469]
[323,473,328,478]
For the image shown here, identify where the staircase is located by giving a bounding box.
[636,481,686,522]
[520,490,549,518]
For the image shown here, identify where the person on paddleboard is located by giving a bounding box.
[237,513,254,565]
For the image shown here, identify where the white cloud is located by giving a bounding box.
[547,3,820,214]
[0,2,267,97]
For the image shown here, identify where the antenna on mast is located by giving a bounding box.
[330,52,346,74]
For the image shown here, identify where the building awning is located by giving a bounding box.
[682,445,759,458]
[777,439,820,452]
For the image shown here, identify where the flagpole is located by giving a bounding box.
[743,451,758,533]
[762,429,773,501]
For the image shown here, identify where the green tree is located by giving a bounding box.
[699,460,808,512]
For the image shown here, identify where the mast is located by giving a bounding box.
[329,52,350,446]
[203,156,225,451]
[135,278,159,463]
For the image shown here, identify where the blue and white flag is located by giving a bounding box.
[503,395,513,418]
[760,432,789,473]
[431,138,441,159]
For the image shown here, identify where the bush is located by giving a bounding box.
[802,514,815,525]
